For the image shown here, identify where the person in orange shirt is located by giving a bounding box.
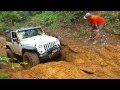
[84,13,105,44]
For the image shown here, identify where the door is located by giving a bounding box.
[11,32,22,56]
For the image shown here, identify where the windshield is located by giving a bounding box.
[17,28,44,39]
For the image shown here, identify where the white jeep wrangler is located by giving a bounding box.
[6,26,66,68]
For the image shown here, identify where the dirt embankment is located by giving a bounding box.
[0,37,6,56]
[0,31,120,79]
[8,42,120,79]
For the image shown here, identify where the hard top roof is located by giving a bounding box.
[6,26,42,33]
[16,26,41,31]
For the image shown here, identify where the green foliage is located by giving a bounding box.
[0,54,9,68]
[13,22,22,28]
[0,11,21,26]
[27,11,87,28]
[0,11,87,34]
[57,11,75,28]
[0,55,9,78]
[0,11,41,30]
[1,11,120,37]
[0,54,28,78]
[13,58,18,61]
[102,11,120,35]
[0,54,28,69]
[0,11,18,22]
[29,11,59,27]
[11,63,21,70]
[0,29,6,36]
[20,61,28,65]
[0,72,9,78]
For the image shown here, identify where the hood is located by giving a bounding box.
[21,34,58,45]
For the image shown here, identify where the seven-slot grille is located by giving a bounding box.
[44,41,56,51]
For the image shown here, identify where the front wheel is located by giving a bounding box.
[23,51,40,68]
[58,49,66,61]
[6,49,15,62]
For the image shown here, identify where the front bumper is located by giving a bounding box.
[39,47,61,59]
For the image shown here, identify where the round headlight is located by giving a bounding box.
[56,39,59,43]
[39,45,43,48]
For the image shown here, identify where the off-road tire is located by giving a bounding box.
[59,49,66,61]
[6,49,15,62]
[23,51,40,68]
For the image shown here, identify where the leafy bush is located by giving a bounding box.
[0,54,29,78]
[0,11,88,36]
[0,54,10,69]
[29,11,59,27]
[27,11,87,28]
[0,72,9,78]
[2,11,120,37]
[101,11,120,35]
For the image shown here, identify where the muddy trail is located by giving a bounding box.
[7,38,120,79]
[0,30,120,79]
[7,43,120,79]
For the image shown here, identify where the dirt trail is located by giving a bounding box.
[8,43,120,79]
[0,32,120,79]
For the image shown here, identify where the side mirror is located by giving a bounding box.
[5,30,10,33]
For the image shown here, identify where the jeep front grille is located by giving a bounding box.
[44,41,56,51]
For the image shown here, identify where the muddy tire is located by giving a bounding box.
[6,49,15,62]
[23,51,40,68]
[59,49,66,61]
